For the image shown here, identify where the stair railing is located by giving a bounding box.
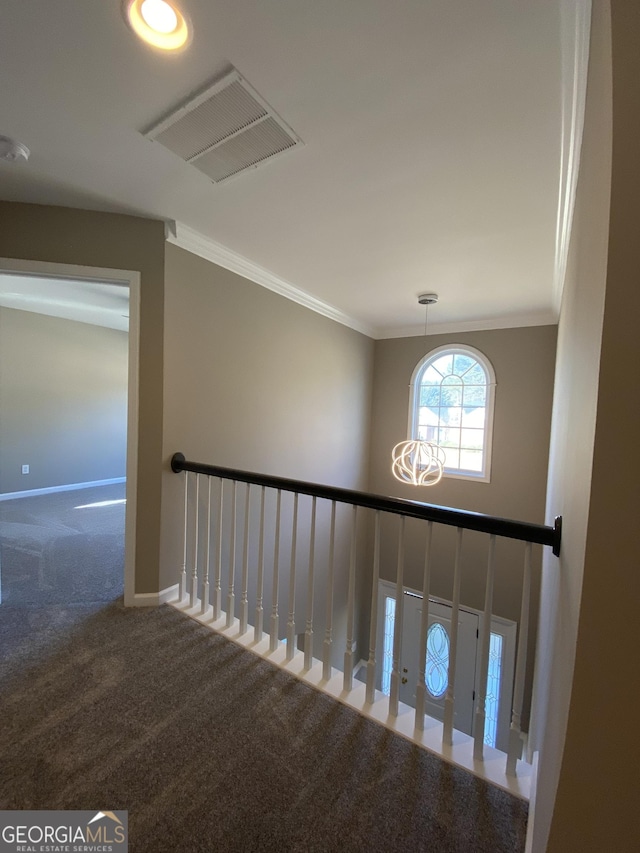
[170,452,561,783]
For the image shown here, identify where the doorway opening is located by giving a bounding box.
[0,259,139,607]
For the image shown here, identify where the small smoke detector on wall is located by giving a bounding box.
[0,135,30,163]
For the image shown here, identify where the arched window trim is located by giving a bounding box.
[408,343,496,483]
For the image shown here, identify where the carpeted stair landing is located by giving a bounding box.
[0,602,528,852]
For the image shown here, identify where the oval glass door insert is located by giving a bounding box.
[426,622,450,698]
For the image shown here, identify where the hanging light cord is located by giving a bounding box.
[391,292,444,487]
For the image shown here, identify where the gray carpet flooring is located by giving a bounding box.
[0,599,529,852]
[0,484,125,605]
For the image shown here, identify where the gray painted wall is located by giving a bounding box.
[0,207,559,693]
[368,325,557,722]
[160,245,375,660]
[534,3,640,849]
[529,5,611,841]
[0,202,165,594]
[0,307,128,494]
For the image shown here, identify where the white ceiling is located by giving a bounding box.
[0,0,569,338]
[0,274,129,331]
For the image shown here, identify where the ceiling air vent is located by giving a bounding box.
[143,68,303,184]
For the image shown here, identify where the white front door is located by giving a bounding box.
[378,587,478,734]
[398,593,478,735]
[376,583,515,747]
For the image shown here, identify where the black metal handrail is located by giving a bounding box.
[171,452,561,556]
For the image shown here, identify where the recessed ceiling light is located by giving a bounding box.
[141,0,178,33]
[123,0,190,51]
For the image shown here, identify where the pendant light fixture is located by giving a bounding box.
[391,293,445,486]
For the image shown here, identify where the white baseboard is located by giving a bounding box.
[0,477,126,502]
[131,583,180,607]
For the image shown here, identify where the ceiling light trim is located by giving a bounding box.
[124,0,190,51]
[168,223,375,337]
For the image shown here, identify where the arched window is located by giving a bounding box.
[409,345,495,481]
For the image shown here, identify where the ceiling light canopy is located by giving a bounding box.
[124,0,190,51]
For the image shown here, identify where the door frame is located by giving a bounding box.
[0,257,140,606]
[377,579,517,752]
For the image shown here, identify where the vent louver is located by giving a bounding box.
[144,69,302,184]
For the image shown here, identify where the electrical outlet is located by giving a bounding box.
[21,464,29,475]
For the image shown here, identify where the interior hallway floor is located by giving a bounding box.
[0,593,529,852]
[0,483,528,851]
[0,482,125,606]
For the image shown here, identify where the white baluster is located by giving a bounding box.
[343,505,358,692]
[443,527,464,746]
[304,496,317,671]
[365,511,381,704]
[213,479,223,621]
[201,476,212,615]
[415,521,433,730]
[225,480,237,629]
[507,541,532,776]
[270,489,282,652]
[286,494,299,662]
[322,501,337,681]
[179,470,189,601]
[254,486,266,643]
[239,483,251,635]
[190,474,200,609]
[389,515,406,718]
[474,534,496,760]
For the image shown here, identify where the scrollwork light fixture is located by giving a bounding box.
[392,439,445,486]
[391,293,445,487]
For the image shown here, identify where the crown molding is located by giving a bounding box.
[553,0,592,313]
[376,310,559,340]
[167,222,375,338]
[167,223,560,341]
